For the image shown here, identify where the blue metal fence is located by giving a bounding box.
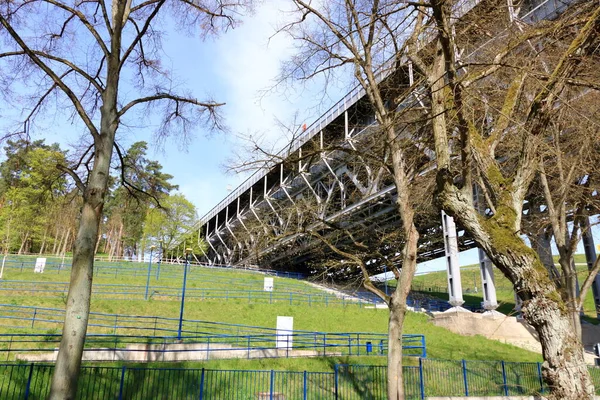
[0,332,427,361]
[0,279,384,307]
[2,360,599,399]
[0,258,306,280]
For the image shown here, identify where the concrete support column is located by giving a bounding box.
[473,185,499,314]
[478,248,499,311]
[442,211,466,309]
[582,217,600,319]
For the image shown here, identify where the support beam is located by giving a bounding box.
[442,211,468,311]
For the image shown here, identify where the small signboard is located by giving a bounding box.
[264,277,274,292]
[276,316,293,349]
[34,258,46,273]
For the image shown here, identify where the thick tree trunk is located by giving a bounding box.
[48,139,113,399]
[439,188,594,400]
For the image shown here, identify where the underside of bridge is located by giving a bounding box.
[169,0,600,313]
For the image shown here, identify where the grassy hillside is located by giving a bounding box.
[0,255,543,364]
[409,254,599,322]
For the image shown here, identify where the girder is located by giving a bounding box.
[170,0,590,281]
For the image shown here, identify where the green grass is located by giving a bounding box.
[409,254,599,322]
[0,293,541,362]
[0,255,543,364]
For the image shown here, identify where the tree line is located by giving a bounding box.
[0,139,198,260]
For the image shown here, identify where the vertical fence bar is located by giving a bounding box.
[501,361,508,396]
[198,368,205,400]
[118,366,126,400]
[303,371,307,400]
[418,358,425,400]
[334,364,339,400]
[270,370,274,400]
[31,309,37,328]
[462,359,469,396]
[24,363,34,400]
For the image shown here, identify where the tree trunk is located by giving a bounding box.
[94,230,102,256]
[39,227,48,255]
[387,297,406,400]
[18,232,29,255]
[48,50,121,395]
[439,189,594,400]
[60,228,71,257]
[51,227,60,255]
[48,137,114,399]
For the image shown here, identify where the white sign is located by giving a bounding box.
[276,316,294,349]
[34,258,46,273]
[264,277,274,292]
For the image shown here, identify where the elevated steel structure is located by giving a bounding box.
[171,0,598,313]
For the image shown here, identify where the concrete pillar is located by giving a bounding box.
[582,217,600,319]
[478,248,499,311]
[472,185,499,314]
[442,211,466,309]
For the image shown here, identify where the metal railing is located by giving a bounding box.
[0,333,427,362]
[2,360,599,399]
[0,280,382,306]
[0,258,306,280]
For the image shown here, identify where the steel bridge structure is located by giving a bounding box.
[170,0,599,314]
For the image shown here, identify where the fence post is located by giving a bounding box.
[418,358,425,400]
[118,366,126,400]
[462,359,469,396]
[31,308,37,329]
[303,370,308,400]
[501,361,508,396]
[198,368,205,400]
[334,364,339,400]
[24,363,34,400]
[270,370,275,400]
[537,362,544,393]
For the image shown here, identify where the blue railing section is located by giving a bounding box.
[2,303,395,336]
[0,280,377,305]
[2,360,600,399]
[0,258,305,280]
[0,332,426,361]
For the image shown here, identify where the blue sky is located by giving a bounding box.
[1,0,598,274]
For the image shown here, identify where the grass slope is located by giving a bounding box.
[0,256,542,364]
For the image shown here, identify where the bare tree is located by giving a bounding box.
[230,99,435,399]
[404,1,600,398]
[0,0,250,397]
[524,102,600,339]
